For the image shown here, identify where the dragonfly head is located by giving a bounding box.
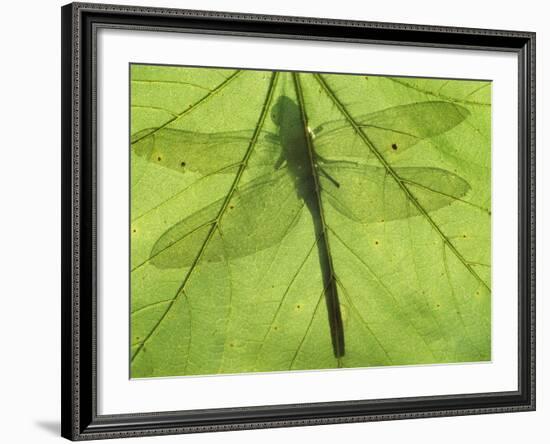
[271,95,300,128]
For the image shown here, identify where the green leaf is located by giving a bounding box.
[130,65,491,377]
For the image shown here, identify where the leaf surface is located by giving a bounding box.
[130,65,491,377]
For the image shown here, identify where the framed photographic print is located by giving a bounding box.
[61,2,536,440]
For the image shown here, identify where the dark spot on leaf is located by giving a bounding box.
[296,304,301,309]
[132,229,136,233]
[229,205,234,209]
[180,161,186,167]
[229,343,234,347]
[273,326,278,331]
[391,143,398,150]
[375,240,379,245]
[463,234,467,238]
[157,156,162,161]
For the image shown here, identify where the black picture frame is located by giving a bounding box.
[61,2,536,440]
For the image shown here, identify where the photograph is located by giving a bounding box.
[130,64,492,378]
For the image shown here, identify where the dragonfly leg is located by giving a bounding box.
[318,165,340,188]
[316,152,359,168]
[274,154,287,170]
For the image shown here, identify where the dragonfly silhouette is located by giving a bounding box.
[132,72,471,359]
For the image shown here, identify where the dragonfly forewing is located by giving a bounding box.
[311,101,470,162]
[131,127,281,176]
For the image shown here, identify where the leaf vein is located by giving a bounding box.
[131,72,279,364]
[131,70,243,145]
[388,77,491,107]
[316,73,491,293]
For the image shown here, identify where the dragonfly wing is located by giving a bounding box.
[131,128,281,176]
[312,101,469,161]
[149,169,304,269]
[320,165,471,223]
